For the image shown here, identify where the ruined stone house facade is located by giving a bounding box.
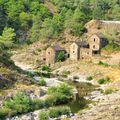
[46,45,65,66]
[45,33,108,65]
[89,33,108,56]
[70,33,108,61]
[70,41,90,61]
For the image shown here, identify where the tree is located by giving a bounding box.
[92,6,104,19]
[30,14,42,42]
[6,0,24,20]
[0,27,16,48]
[4,92,31,113]
[40,15,62,39]
[19,12,31,30]
[56,51,65,62]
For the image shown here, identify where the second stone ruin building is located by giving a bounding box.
[70,33,108,61]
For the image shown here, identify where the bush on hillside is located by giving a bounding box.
[42,65,51,72]
[38,78,46,86]
[86,76,93,81]
[39,111,49,120]
[49,106,70,118]
[62,70,70,78]
[98,61,109,67]
[4,92,31,114]
[47,84,73,97]
[98,77,110,84]
[31,99,44,110]
[56,51,65,62]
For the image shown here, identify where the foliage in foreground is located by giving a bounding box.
[0,84,73,119]
[39,106,71,120]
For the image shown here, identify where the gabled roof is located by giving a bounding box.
[75,41,89,48]
[51,45,65,51]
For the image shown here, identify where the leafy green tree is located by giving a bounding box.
[0,27,16,47]
[6,0,24,20]
[30,14,42,42]
[112,5,120,20]
[64,9,74,29]
[40,15,62,39]
[92,6,104,19]
[19,12,31,30]
[56,51,65,62]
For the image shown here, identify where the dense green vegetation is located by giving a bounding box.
[56,51,65,62]
[0,84,73,119]
[0,0,120,47]
[39,106,70,120]
[38,77,46,86]
[97,77,111,84]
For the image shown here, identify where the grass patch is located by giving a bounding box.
[38,78,46,86]
[103,88,118,94]
[62,71,71,78]
[97,77,111,84]
[39,111,49,120]
[98,61,109,67]
[103,42,120,52]
[39,106,71,120]
[86,76,93,81]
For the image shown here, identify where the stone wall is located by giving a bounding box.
[89,35,101,51]
[80,48,90,59]
[46,47,55,66]
[70,43,80,61]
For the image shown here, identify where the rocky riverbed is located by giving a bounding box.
[7,60,120,120]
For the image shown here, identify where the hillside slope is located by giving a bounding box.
[0,50,33,89]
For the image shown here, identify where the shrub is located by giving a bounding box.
[56,51,65,62]
[38,78,46,86]
[53,93,68,105]
[98,61,109,67]
[104,88,117,95]
[0,108,11,119]
[39,111,49,120]
[44,95,57,107]
[86,76,93,81]
[104,88,114,94]
[98,77,110,84]
[42,72,51,78]
[31,99,44,110]
[62,71,70,78]
[48,106,70,118]
[47,84,73,97]
[3,92,31,115]
[47,84,73,105]
[103,42,120,52]
[42,65,51,72]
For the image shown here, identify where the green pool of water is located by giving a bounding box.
[67,98,91,113]
[66,81,97,113]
